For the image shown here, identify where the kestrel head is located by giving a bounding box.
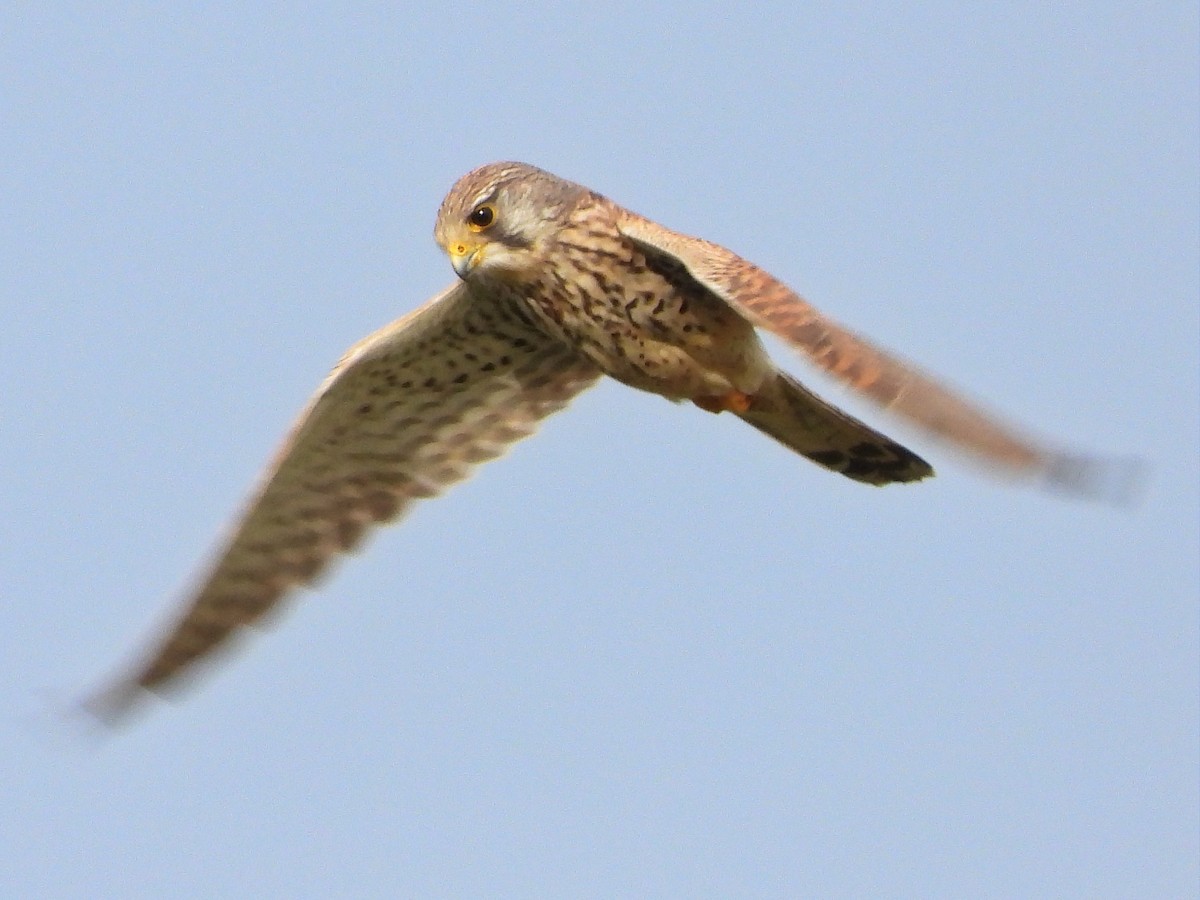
[434,161,589,281]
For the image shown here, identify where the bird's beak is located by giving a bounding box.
[447,241,483,279]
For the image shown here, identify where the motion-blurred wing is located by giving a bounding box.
[93,283,600,717]
[618,212,1134,499]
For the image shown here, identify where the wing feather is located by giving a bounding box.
[618,212,1135,498]
[93,283,599,717]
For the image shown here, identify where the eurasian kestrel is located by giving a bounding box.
[90,161,1131,719]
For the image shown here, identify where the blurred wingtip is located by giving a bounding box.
[1042,453,1148,507]
[76,677,153,732]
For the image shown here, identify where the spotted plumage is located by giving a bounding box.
[90,160,1131,720]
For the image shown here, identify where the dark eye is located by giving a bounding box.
[468,204,496,231]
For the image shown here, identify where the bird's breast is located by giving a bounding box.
[495,229,765,400]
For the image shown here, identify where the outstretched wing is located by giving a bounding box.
[618,212,1136,500]
[92,282,600,717]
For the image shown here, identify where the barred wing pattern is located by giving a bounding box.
[618,213,1133,500]
[94,283,600,717]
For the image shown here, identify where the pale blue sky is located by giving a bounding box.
[3,4,1197,897]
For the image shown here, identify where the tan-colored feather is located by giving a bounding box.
[91,283,599,718]
[617,211,1134,498]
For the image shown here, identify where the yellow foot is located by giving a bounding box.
[694,389,754,414]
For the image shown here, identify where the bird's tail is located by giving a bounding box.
[736,371,934,486]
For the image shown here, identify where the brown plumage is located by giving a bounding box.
[89,161,1133,720]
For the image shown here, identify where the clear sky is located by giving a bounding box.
[3,5,1196,898]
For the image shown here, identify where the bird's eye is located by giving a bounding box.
[468,204,496,231]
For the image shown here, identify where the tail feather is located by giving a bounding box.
[738,372,933,486]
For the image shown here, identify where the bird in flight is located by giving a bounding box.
[89,161,1132,720]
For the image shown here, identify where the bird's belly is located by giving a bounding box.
[517,278,770,401]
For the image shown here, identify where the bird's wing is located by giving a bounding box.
[617,212,1134,499]
[92,282,600,717]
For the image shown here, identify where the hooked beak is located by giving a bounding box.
[447,242,483,279]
